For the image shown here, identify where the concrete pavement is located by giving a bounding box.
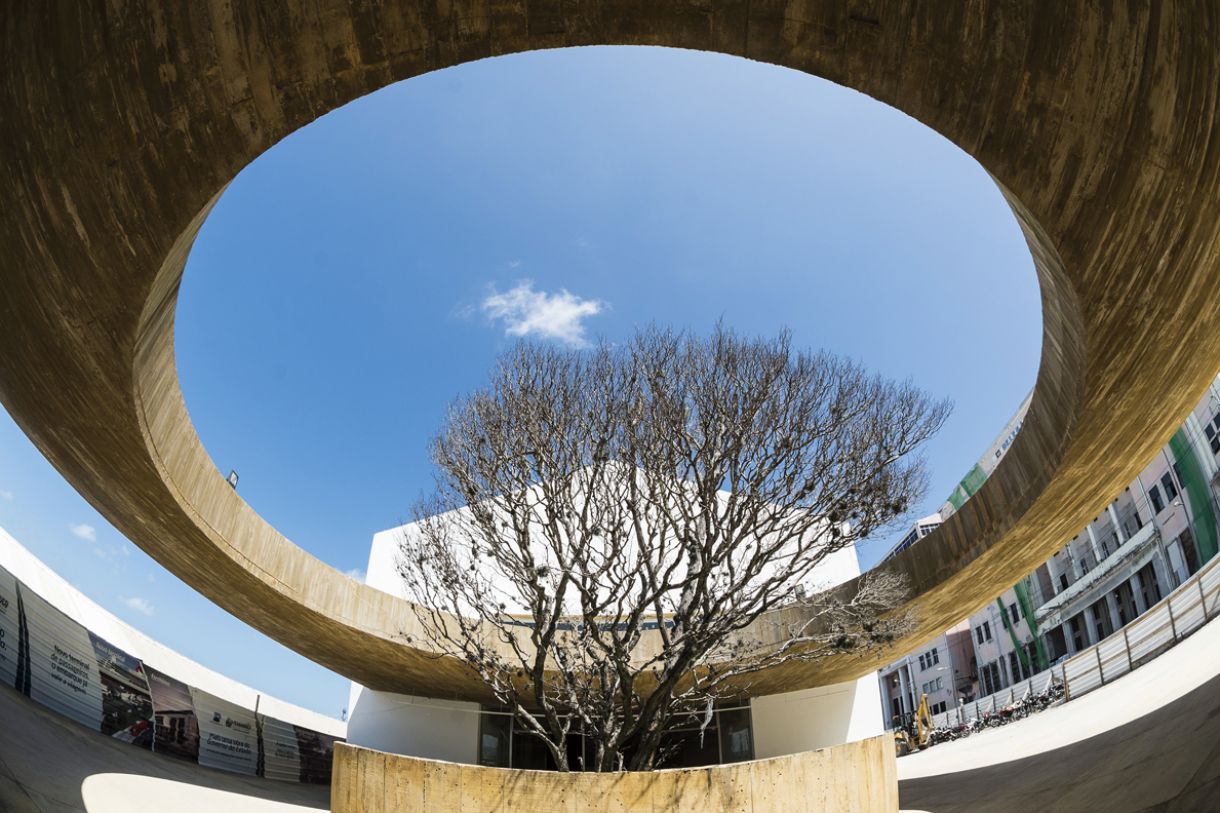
[0,684,328,813]
[899,607,1220,812]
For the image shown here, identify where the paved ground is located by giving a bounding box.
[0,684,329,812]
[899,609,1220,812]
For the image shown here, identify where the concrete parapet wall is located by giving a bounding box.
[331,735,897,812]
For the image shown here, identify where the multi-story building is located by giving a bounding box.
[1028,420,1218,660]
[879,374,1220,721]
[877,619,976,725]
[884,513,944,561]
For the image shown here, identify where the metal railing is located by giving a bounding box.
[930,549,1220,729]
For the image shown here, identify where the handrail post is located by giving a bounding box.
[1096,646,1105,686]
[1062,664,1070,700]
[1167,598,1179,641]
[1122,627,1133,671]
[1200,578,1210,621]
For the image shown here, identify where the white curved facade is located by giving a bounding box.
[347,523,881,765]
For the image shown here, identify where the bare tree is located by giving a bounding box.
[398,326,948,772]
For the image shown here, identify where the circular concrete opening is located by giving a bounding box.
[175,46,1040,576]
[8,4,1220,707]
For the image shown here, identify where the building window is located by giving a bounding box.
[1137,563,1162,608]
[1009,603,1020,625]
[717,708,755,764]
[1207,417,1220,454]
[930,647,939,666]
[981,661,1004,695]
[1161,472,1178,502]
[922,680,942,696]
[1179,528,1202,575]
[1026,641,1041,672]
[1068,615,1087,651]
[478,711,512,768]
[1150,485,1164,514]
[1059,573,1070,591]
[477,706,754,770]
[1090,599,1112,639]
[975,621,992,645]
[918,654,926,670]
[1113,581,1138,627]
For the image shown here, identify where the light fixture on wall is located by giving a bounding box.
[226,470,239,489]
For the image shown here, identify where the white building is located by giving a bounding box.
[878,620,976,726]
[347,515,883,769]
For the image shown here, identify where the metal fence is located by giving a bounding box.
[930,549,1220,729]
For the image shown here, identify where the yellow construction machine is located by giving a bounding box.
[894,693,933,756]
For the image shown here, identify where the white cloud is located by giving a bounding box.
[480,281,606,348]
[120,596,154,616]
[69,523,96,542]
[0,489,12,501]
[344,567,366,583]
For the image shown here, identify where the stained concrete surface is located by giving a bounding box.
[900,608,1220,812]
[5,3,1220,701]
[0,684,327,813]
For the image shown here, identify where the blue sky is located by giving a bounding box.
[0,46,1039,716]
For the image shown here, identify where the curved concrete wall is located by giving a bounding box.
[332,735,897,813]
[7,6,1220,809]
[4,2,1220,704]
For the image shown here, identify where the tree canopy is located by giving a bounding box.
[398,326,949,771]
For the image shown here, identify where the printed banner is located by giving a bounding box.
[0,562,340,784]
[0,565,20,689]
[20,585,103,730]
[89,632,154,748]
[191,687,259,775]
[258,713,301,781]
[294,724,339,784]
[146,665,200,761]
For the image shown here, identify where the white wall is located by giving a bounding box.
[352,529,481,762]
[366,525,409,597]
[358,516,878,763]
[748,534,883,757]
[346,685,480,763]
[751,675,883,758]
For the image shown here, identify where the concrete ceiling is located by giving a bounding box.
[2,3,1219,700]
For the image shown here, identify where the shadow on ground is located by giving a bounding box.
[901,660,1220,812]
